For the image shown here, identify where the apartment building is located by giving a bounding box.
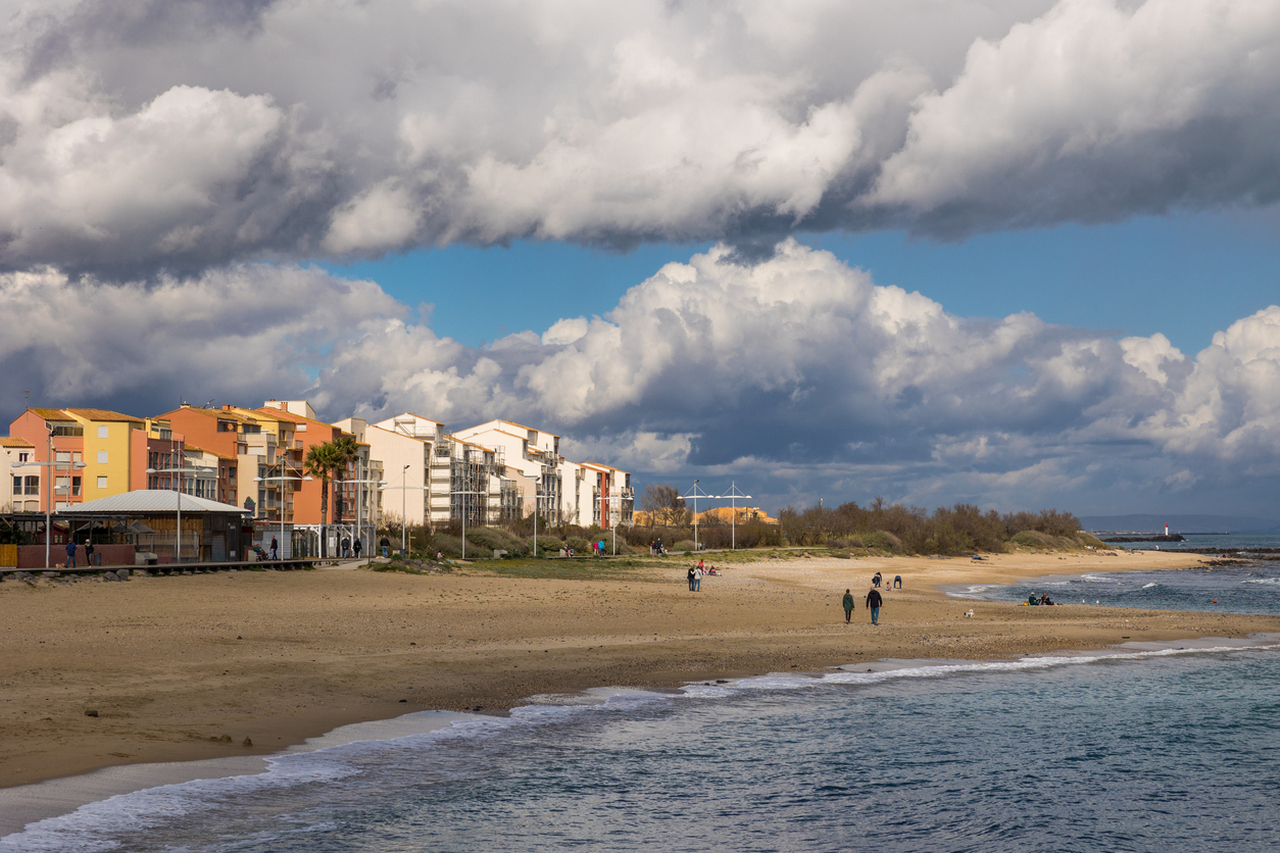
[564,461,634,528]
[8,408,187,511]
[260,401,378,528]
[156,405,264,512]
[452,420,564,524]
[2,437,36,512]
[358,413,518,529]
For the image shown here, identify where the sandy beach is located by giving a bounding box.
[3,548,1279,791]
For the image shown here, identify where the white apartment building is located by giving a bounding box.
[564,461,635,529]
[452,420,564,523]
[354,413,518,529]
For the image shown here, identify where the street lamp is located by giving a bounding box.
[683,479,721,553]
[723,481,753,551]
[251,471,312,559]
[13,429,88,568]
[379,465,428,558]
[345,459,387,563]
[450,488,489,560]
[148,464,216,563]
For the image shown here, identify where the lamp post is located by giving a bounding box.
[379,465,429,558]
[345,460,387,563]
[13,436,87,569]
[683,480,722,553]
[450,488,490,560]
[149,464,216,563]
[723,481,753,551]
[250,471,312,559]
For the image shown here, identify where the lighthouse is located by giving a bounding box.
[1164,523,1169,536]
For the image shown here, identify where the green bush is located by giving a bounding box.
[566,536,593,554]
[673,539,696,553]
[465,526,525,553]
[1011,530,1055,549]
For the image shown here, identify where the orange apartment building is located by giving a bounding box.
[156,405,302,524]
[258,400,378,528]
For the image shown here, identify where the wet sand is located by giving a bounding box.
[3,547,1278,790]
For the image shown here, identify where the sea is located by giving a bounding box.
[947,533,1280,614]
[4,541,1280,852]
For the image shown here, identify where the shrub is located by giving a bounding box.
[1011,530,1055,549]
[465,526,525,553]
[673,539,696,553]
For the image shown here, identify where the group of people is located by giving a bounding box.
[843,572,900,624]
[62,540,95,568]
[651,539,667,556]
[1026,593,1057,606]
[686,559,717,591]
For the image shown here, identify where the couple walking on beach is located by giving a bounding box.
[843,587,884,625]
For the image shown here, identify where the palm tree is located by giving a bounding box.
[329,435,361,524]
[305,442,340,557]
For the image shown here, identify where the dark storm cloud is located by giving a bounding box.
[1,0,1277,276]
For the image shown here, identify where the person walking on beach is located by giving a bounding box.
[65,539,77,569]
[866,586,883,625]
[353,538,362,559]
[380,535,390,557]
[843,589,855,623]
[341,536,351,558]
[693,563,702,591]
[687,565,697,591]
[270,536,278,561]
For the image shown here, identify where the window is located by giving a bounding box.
[56,451,70,463]
[97,450,108,464]
[49,423,83,437]
[72,452,81,463]
[18,451,30,463]
[97,476,107,489]
[97,425,109,438]
[72,476,81,496]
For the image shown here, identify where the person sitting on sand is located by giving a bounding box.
[1028,594,1039,606]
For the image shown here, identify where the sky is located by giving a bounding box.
[3,0,1280,519]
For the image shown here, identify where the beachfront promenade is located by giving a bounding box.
[0,556,342,581]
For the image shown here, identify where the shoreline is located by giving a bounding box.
[3,549,1280,812]
[7,633,1280,839]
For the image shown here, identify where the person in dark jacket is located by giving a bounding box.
[842,589,855,623]
[380,536,391,557]
[866,586,884,625]
[65,540,77,568]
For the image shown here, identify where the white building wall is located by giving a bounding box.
[364,424,431,527]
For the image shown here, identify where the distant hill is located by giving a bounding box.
[1080,514,1280,534]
